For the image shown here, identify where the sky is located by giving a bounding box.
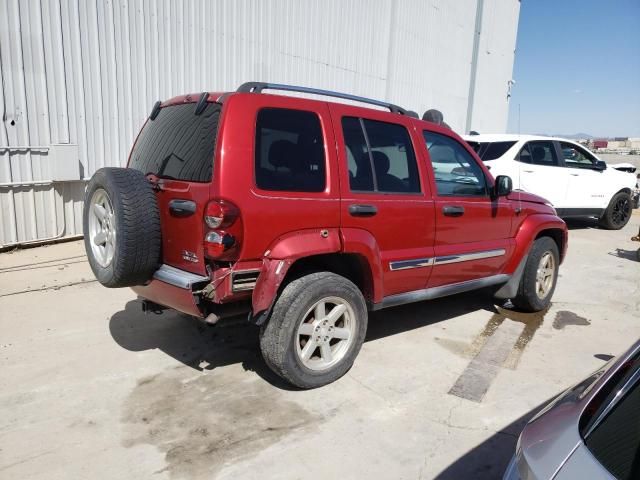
[506,0,640,138]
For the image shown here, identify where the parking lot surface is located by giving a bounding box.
[1,215,639,479]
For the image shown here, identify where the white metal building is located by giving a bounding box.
[0,0,520,247]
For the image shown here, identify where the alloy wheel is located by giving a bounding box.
[295,296,356,371]
[535,251,555,299]
[88,188,116,268]
[612,197,631,227]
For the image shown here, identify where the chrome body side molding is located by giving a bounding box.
[374,274,510,310]
[388,248,506,271]
[153,264,210,289]
[434,248,506,265]
[389,258,434,271]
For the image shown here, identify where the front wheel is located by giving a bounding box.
[599,191,632,230]
[511,237,559,312]
[259,272,368,389]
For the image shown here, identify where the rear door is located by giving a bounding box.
[330,105,435,297]
[423,130,514,287]
[128,101,221,275]
[516,140,569,207]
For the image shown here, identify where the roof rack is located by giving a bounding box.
[237,82,414,116]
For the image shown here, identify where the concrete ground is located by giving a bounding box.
[1,215,639,479]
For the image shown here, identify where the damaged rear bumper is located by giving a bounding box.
[131,264,209,317]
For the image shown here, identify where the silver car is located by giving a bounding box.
[504,339,640,479]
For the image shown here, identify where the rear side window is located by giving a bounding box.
[517,141,559,166]
[470,141,516,161]
[255,108,325,192]
[129,103,221,182]
[424,131,487,196]
[341,117,420,194]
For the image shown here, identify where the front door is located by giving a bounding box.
[422,130,514,287]
[330,105,435,298]
[516,140,569,208]
[558,141,608,211]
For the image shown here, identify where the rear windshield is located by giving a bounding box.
[467,141,516,161]
[129,103,221,182]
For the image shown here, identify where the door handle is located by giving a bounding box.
[168,199,196,217]
[442,205,465,217]
[522,170,534,173]
[348,204,377,217]
[570,173,579,176]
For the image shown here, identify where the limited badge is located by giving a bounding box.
[182,250,198,263]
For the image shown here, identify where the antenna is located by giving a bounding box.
[516,143,525,215]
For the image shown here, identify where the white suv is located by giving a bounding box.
[463,134,638,229]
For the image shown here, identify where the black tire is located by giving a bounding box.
[599,191,632,230]
[83,168,161,287]
[511,237,559,312]
[259,272,368,389]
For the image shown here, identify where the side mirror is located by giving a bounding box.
[494,175,513,197]
[593,160,607,171]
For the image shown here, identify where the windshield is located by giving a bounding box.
[129,102,221,182]
[467,141,516,161]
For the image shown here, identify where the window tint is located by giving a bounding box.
[255,108,325,192]
[129,103,220,182]
[342,117,374,191]
[585,378,640,479]
[517,141,559,166]
[469,141,517,161]
[580,352,640,437]
[424,131,487,196]
[341,117,420,193]
[560,142,597,168]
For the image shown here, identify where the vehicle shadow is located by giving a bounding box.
[109,290,500,389]
[564,218,599,230]
[434,399,550,479]
[366,289,498,342]
[609,248,640,262]
[109,300,294,389]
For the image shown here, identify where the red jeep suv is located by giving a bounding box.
[83,82,568,388]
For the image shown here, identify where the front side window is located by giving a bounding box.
[517,141,559,166]
[424,131,487,196]
[560,142,597,168]
[341,117,420,194]
[255,108,326,192]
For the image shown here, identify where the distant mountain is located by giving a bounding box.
[551,133,594,140]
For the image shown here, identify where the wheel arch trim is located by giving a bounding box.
[250,227,383,324]
[507,214,568,273]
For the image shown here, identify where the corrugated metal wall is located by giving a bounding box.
[0,0,520,247]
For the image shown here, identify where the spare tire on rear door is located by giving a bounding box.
[83,167,161,287]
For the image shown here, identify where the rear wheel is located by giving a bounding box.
[599,191,632,230]
[512,237,559,312]
[259,272,368,389]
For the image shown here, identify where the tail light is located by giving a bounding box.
[204,200,238,228]
[204,200,241,259]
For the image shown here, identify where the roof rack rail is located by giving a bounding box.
[237,82,412,116]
